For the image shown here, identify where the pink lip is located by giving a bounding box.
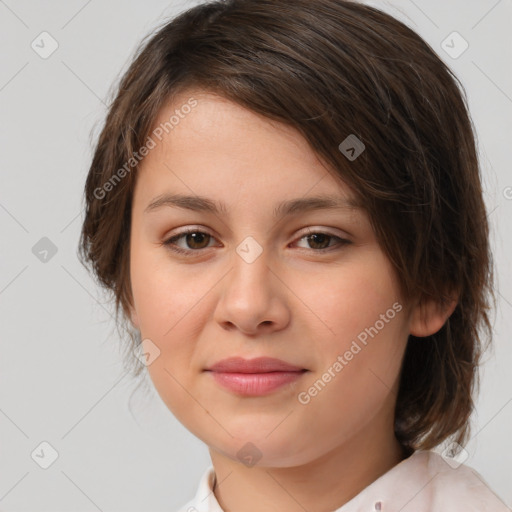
[207,356,305,373]
[205,357,308,396]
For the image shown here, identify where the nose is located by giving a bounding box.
[213,240,291,336]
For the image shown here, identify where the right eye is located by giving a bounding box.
[163,229,218,255]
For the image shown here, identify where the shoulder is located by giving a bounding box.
[175,500,199,512]
[174,465,218,512]
[413,450,510,511]
[341,449,510,512]
[175,493,209,512]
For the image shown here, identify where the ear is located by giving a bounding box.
[409,292,458,337]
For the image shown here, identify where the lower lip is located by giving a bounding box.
[207,371,306,396]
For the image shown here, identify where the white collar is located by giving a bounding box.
[180,449,509,511]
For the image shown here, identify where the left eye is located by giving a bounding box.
[295,231,349,251]
[163,229,350,254]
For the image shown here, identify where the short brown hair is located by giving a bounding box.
[78,0,495,453]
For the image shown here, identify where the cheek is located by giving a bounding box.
[297,250,403,354]
[293,251,407,414]
[129,245,202,399]
[130,242,199,336]
[293,319,406,461]
[130,250,209,426]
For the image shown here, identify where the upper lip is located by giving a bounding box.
[206,357,306,373]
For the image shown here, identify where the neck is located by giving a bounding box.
[209,410,408,512]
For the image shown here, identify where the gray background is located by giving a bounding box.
[0,0,511,510]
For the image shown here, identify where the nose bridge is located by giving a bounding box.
[229,234,272,295]
[213,233,290,334]
[235,234,266,267]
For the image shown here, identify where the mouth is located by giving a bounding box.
[204,357,309,396]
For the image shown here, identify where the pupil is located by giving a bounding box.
[188,232,209,249]
[309,233,329,249]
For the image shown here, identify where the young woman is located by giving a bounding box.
[79,1,508,510]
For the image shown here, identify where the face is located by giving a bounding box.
[129,90,415,467]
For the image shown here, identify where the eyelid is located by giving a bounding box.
[297,226,349,239]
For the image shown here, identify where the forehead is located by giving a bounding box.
[133,89,362,216]
[147,90,321,164]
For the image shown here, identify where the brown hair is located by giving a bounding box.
[78,0,495,453]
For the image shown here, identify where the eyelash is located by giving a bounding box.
[162,228,351,256]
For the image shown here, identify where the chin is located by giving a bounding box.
[206,426,321,468]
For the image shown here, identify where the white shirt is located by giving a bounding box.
[176,450,510,511]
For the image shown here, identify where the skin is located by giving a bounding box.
[128,89,456,511]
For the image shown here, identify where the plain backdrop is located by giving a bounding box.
[0,0,511,510]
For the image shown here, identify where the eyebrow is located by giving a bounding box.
[144,193,363,218]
